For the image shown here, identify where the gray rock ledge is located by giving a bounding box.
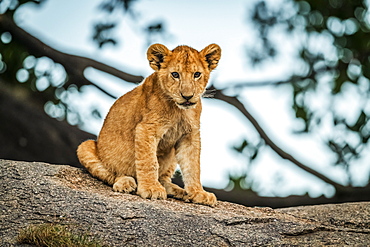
[0,159,369,246]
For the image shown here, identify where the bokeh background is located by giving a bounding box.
[1,0,370,207]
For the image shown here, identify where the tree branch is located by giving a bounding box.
[208,84,345,191]
[226,79,292,89]
[0,13,144,95]
[225,72,331,90]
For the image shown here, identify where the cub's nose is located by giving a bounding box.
[181,94,193,101]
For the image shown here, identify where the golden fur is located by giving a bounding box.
[77,43,221,206]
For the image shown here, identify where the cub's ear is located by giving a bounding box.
[147,44,171,71]
[200,44,221,71]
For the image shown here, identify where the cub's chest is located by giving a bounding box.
[157,120,193,154]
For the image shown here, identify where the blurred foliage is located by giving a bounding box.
[233,139,264,163]
[93,0,169,48]
[225,173,249,191]
[0,25,85,124]
[1,0,83,125]
[92,0,135,48]
[93,22,118,48]
[239,0,370,184]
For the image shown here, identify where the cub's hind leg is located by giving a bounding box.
[77,140,136,192]
[77,140,137,193]
[158,148,186,200]
[77,140,116,185]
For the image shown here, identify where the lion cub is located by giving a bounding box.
[77,43,221,206]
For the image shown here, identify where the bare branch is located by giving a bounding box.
[224,73,329,90]
[0,13,144,92]
[226,79,291,89]
[208,84,346,191]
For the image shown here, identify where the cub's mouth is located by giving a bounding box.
[179,101,196,107]
[177,101,196,109]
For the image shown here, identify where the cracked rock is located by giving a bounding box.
[1,160,369,246]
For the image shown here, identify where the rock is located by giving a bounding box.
[0,159,369,246]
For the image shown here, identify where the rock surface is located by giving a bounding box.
[0,159,369,246]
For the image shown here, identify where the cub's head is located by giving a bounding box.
[147,43,221,109]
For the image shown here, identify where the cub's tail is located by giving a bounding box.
[77,140,116,185]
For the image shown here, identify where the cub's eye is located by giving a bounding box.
[194,72,201,79]
[171,72,180,78]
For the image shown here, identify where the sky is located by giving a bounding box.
[11,0,370,197]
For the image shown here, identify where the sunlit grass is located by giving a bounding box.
[17,223,105,247]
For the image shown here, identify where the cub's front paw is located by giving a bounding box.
[113,176,137,193]
[186,190,217,207]
[170,186,186,200]
[137,182,167,200]
[162,182,186,200]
